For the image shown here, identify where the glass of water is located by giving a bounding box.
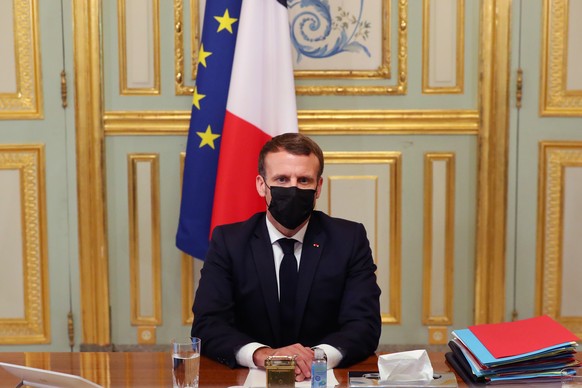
[171,337,201,388]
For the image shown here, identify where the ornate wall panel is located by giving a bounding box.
[536,142,582,337]
[0,145,49,344]
[422,0,464,93]
[0,0,42,118]
[118,0,160,94]
[320,152,402,324]
[128,154,162,334]
[540,0,582,115]
[422,153,455,327]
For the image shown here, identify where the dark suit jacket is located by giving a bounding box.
[191,211,381,368]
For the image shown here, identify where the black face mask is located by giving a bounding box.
[265,183,316,230]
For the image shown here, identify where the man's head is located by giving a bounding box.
[256,133,324,235]
[258,133,324,180]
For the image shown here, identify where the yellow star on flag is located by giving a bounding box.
[192,87,206,110]
[196,126,220,149]
[214,9,238,33]
[198,44,212,68]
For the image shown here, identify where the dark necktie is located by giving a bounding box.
[278,238,298,345]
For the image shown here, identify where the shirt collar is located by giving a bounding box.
[265,216,308,245]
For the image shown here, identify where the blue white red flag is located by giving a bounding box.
[176,0,298,260]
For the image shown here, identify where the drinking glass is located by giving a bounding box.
[171,337,201,388]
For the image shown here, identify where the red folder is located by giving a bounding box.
[468,315,579,358]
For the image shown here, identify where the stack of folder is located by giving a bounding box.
[445,315,580,385]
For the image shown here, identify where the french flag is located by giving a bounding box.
[176,0,298,260]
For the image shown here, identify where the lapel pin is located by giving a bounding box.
[313,243,319,248]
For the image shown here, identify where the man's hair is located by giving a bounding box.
[258,133,324,178]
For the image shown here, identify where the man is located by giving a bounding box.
[191,133,381,381]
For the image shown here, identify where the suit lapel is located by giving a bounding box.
[294,214,326,339]
[250,217,283,345]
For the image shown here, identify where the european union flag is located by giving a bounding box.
[176,0,242,260]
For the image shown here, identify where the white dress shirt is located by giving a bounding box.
[235,217,342,369]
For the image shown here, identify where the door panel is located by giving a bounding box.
[511,0,582,337]
[0,0,77,350]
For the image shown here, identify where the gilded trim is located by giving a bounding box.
[103,109,479,135]
[118,0,161,95]
[174,0,200,95]
[137,325,157,344]
[0,145,49,344]
[474,0,511,324]
[324,152,402,325]
[180,152,195,325]
[540,0,582,115]
[128,154,162,325]
[294,0,392,80]
[422,153,455,326]
[296,0,407,95]
[73,0,110,345]
[190,0,201,80]
[536,141,582,338]
[0,0,43,118]
[422,0,465,94]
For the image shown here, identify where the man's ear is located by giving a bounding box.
[256,175,266,197]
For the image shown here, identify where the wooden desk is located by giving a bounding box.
[0,351,465,387]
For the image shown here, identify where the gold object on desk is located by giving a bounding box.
[265,355,296,388]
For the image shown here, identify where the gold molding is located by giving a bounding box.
[536,141,582,338]
[73,0,110,346]
[422,153,455,326]
[474,0,511,325]
[128,154,162,325]
[540,0,582,116]
[174,0,201,95]
[422,0,465,94]
[324,152,402,325]
[180,152,195,325]
[189,0,201,81]
[118,0,161,95]
[0,0,43,119]
[103,109,479,135]
[296,0,407,95]
[428,326,448,345]
[293,0,392,80]
[137,325,157,344]
[0,145,49,344]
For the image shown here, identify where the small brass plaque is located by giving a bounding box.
[265,355,296,388]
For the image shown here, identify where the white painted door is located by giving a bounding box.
[0,0,79,351]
